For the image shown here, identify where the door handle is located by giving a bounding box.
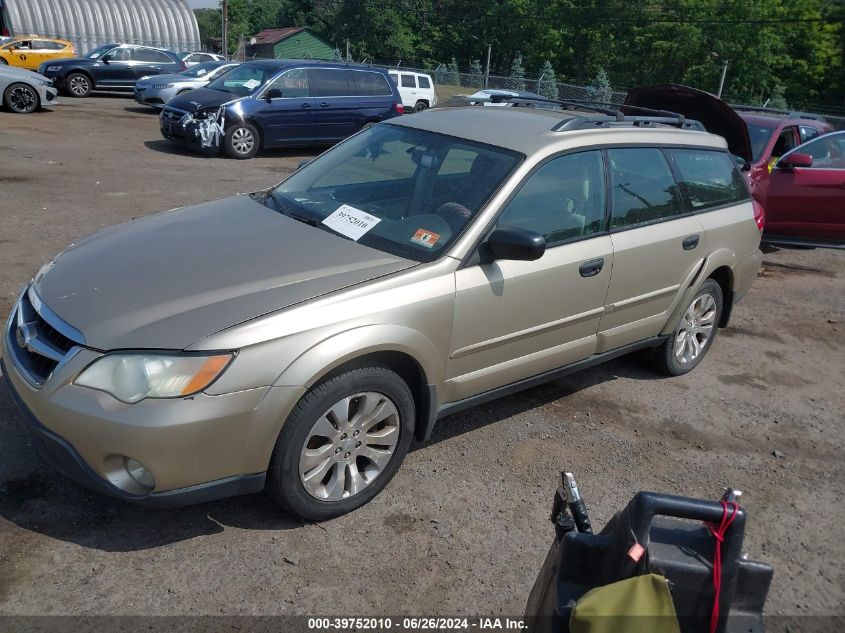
[682,234,700,250]
[579,257,604,277]
[319,102,330,108]
[301,102,312,108]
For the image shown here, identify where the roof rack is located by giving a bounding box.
[731,104,824,121]
[484,94,706,131]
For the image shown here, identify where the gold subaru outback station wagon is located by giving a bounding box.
[2,98,763,519]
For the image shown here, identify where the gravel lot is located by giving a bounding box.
[0,97,843,624]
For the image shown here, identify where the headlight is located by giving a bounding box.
[46,65,63,72]
[152,83,174,89]
[75,352,234,403]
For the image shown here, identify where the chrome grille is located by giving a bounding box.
[5,288,83,386]
[161,107,187,124]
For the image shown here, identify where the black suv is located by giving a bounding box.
[38,44,185,97]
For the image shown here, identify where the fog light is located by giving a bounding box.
[124,457,155,490]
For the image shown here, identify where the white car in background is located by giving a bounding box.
[181,51,227,67]
[387,69,437,112]
[0,64,58,113]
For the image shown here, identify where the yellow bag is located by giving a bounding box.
[570,573,681,633]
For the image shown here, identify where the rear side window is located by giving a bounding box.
[352,71,392,96]
[608,148,683,230]
[134,48,172,63]
[400,74,416,88]
[418,76,431,89]
[668,149,749,210]
[310,68,349,97]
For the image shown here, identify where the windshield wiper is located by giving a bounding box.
[264,190,321,227]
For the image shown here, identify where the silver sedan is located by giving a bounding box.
[0,65,58,113]
[134,61,239,109]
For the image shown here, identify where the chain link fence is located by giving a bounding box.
[379,63,845,130]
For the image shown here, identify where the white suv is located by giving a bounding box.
[388,70,437,112]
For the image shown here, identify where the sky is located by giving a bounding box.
[186,0,217,8]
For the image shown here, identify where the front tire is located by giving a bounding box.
[651,279,723,376]
[223,122,260,159]
[266,366,415,520]
[66,72,92,97]
[3,82,39,113]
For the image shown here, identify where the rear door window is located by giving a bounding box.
[608,148,683,230]
[400,74,416,88]
[668,149,749,210]
[309,68,349,97]
[352,71,392,96]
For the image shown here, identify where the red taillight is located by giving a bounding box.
[394,102,404,114]
[752,198,765,232]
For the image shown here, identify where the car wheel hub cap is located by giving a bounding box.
[232,128,254,154]
[10,86,35,111]
[674,294,716,364]
[70,77,88,95]
[299,391,400,501]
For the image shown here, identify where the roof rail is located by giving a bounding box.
[553,116,706,132]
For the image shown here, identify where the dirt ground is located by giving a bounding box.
[0,97,843,625]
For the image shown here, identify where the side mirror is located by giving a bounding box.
[778,153,813,169]
[265,88,283,100]
[296,159,311,170]
[101,55,111,64]
[483,227,546,262]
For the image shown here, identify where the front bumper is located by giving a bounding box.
[1,292,306,506]
[134,85,175,108]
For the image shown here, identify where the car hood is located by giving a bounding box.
[0,65,49,82]
[623,83,753,161]
[32,196,416,350]
[166,87,238,112]
[42,57,95,67]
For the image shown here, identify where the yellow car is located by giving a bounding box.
[0,36,76,71]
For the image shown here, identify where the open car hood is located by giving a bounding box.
[623,84,752,162]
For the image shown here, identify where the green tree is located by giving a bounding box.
[468,59,484,88]
[194,8,221,51]
[509,52,526,90]
[445,56,460,86]
[587,67,612,104]
[538,60,557,99]
[768,84,789,110]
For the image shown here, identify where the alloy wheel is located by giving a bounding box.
[8,85,37,112]
[231,127,255,155]
[674,294,717,364]
[299,391,401,501]
[69,75,90,96]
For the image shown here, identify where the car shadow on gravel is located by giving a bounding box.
[0,355,657,552]
[422,353,661,447]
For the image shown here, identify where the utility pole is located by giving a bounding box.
[346,39,350,62]
[485,42,491,89]
[221,0,228,57]
[716,59,729,98]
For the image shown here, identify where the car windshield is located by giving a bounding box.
[205,64,275,95]
[181,61,223,78]
[86,44,115,59]
[747,123,777,161]
[266,124,522,262]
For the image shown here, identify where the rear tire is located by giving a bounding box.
[266,366,415,520]
[223,121,260,159]
[413,100,429,112]
[66,72,92,98]
[3,82,39,113]
[651,279,723,376]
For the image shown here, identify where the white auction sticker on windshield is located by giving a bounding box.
[242,79,260,89]
[322,204,381,241]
